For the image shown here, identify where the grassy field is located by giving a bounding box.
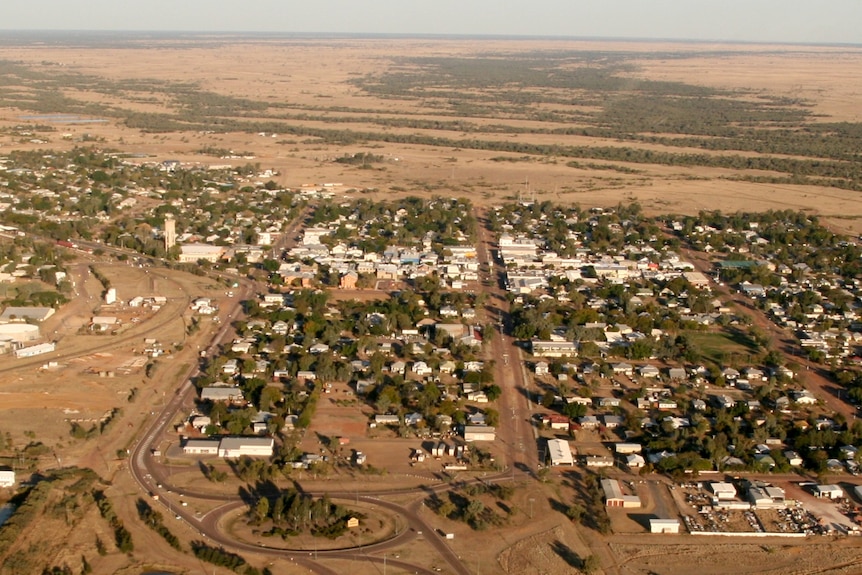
[685,330,760,365]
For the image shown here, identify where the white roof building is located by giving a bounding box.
[182,438,221,455]
[710,482,737,500]
[179,243,225,263]
[650,518,680,534]
[0,469,14,487]
[463,425,496,442]
[218,436,274,458]
[547,438,574,466]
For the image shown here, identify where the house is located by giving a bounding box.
[792,390,818,405]
[374,414,400,426]
[200,386,244,404]
[595,396,621,409]
[222,359,239,375]
[404,412,423,426]
[190,415,211,431]
[743,367,764,381]
[649,519,680,534]
[218,436,274,458]
[309,343,330,354]
[579,415,600,429]
[531,340,578,357]
[412,361,432,376]
[547,438,575,466]
[603,415,623,429]
[638,365,661,379]
[440,360,457,374]
[668,367,687,381]
[534,361,550,376]
[583,455,614,468]
[355,380,375,395]
[463,425,496,442]
[624,453,646,470]
[610,363,634,377]
[614,443,642,454]
[784,450,803,466]
[543,414,571,430]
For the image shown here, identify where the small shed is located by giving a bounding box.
[814,484,844,499]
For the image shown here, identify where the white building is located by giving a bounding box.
[814,484,844,499]
[0,469,14,487]
[14,342,55,358]
[218,437,274,458]
[463,425,496,442]
[710,482,737,501]
[182,438,220,455]
[179,243,225,263]
[547,438,575,466]
[650,518,680,534]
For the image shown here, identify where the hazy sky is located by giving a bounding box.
[2,0,860,45]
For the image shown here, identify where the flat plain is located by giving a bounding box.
[1,36,862,234]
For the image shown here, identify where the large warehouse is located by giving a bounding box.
[217,437,274,458]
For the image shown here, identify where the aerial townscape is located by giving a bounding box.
[1,16,862,575]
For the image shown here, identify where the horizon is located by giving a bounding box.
[2,0,860,46]
[0,29,859,50]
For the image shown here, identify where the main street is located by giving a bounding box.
[475,207,540,474]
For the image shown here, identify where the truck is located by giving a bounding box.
[57,240,78,249]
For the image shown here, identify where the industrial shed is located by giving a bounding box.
[463,425,496,442]
[547,438,574,466]
[182,438,220,455]
[650,518,680,534]
[218,437,274,458]
[601,478,641,508]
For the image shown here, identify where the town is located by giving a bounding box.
[1,143,862,575]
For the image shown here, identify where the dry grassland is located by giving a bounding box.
[1,38,861,234]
